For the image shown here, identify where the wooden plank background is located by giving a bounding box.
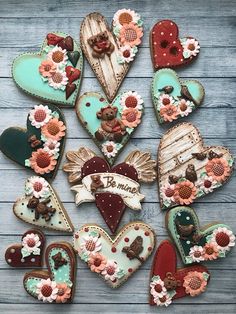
[0,0,235,313]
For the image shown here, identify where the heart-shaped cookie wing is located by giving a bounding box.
[166,206,235,265]
[152,69,204,124]
[5,229,45,267]
[150,240,210,307]
[73,222,155,288]
[12,32,83,107]
[80,10,143,101]
[23,242,76,303]
[76,91,144,164]
[0,104,66,179]
[150,20,200,69]
[158,123,234,210]
[13,176,74,233]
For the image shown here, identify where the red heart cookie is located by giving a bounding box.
[63,147,156,233]
[150,20,200,70]
[149,240,210,307]
[5,229,45,268]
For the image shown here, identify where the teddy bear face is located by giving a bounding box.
[97,106,118,120]
[91,175,101,183]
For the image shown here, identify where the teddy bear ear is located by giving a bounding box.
[113,106,118,113]
[96,110,102,119]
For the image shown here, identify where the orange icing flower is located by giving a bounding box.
[183,271,208,297]
[122,108,141,128]
[119,22,143,47]
[29,149,57,174]
[205,158,230,182]
[203,243,219,260]
[88,253,107,273]
[55,283,71,303]
[41,118,66,141]
[159,104,178,122]
[39,60,56,78]
[174,180,196,205]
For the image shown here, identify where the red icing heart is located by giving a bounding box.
[150,20,200,69]
[58,36,74,51]
[66,66,81,83]
[5,229,45,268]
[46,33,64,46]
[81,157,138,233]
[150,240,210,305]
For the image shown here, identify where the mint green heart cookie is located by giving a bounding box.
[12,32,83,107]
[152,69,204,124]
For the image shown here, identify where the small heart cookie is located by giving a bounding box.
[63,147,156,233]
[76,91,144,164]
[73,222,155,288]
[24,242,76,303]
[13,176,74,233]
[12,32,83,107]
[166,206,235,264]
[80,10,143,101]
[152,69,204,124]
[150,20,200,70]
[0,104,66,179]
[5,229,45,268]
[158,123,234,210]
[150,240,210,307]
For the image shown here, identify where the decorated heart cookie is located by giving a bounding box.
[12,32,83,107]
[76,91,144,164]
[150,240,210,307]
[0,104,66,179]
[73,222,155,288]
[152,69,204,124]
[13,176,74,233]
[5,229,45,268]
[80,10,143,101]
[63,147,156,233]
[158,123,234,210]
[166,206,235,265]
[150,20,200,70]
[23,242,76,303]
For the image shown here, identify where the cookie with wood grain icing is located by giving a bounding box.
[5,229,45,268]
[73,222,155,288]
[80,9,143,102]
[150,20,200,69]
[149,240,210,307]
[166,206,235,264]
[23,242,76,303]
[13,176,74,233]
[158,123,234,210]
[63,147,156,233]
[152,69,204,124]
[76,91,144,164]
[12,32,83,107]
[0,104,66,179]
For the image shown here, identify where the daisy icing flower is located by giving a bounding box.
[48,70,68,90]
[158,94,175,107]
[120,91,143,110]
[21,233,41,258]
[174,180,196,205]
[160,183,175,202]
[150,277,167,298]
[178,99,193,117]
[119,22,143,47]
[197,175,217,193]
[183,271,208,297]
[43,139,60,157]
[25,176,50,198]
[203,242,219,260]
[39,60,56,78]
[210,227,235,253]
[55,283,71,303]
[88,253,107,273]
[41,118,66,141]
[205,158,230,182]
[101,260,119,281]
[113,9,140,28]
[153,293,172,307]
[36,278,58,303]
[29,149,57,175]
[80,235,102,256]
[47,46,68,66]
[101,141,118,158]
[189,245,204,263]
[121,108,142,128]
[29,105,52,128]
[118,45,135,63]
[182,38,200,58]
[160,104,178,122]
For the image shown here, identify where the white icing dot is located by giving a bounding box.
[124,173,127,175]
[94,169,97,172]
[59,277,62,281]
[118,211,121,213]
[170,22,173,25]
[10,249,15,254]
[154,54,157,57]
[109,215,112,218]
[163,53,166,56]
[170,33,172,36]
[86,166,89,168]
[102,165,105,168]
[152,31,155,35]
[154,42,157,45]
[21,258,25,263]
[59,269,62,273]
[31,258,36,262]
[186,216,190,220]
[173,41,176,44]
[109,195,112,198]
[167,63,170,66]
[187,241,191,244]
[177,235,180,238]
[93,160,95,163]
[177,212,181,216]
[102,200,104,202]
[179,49,181,52]
[181,59,183,61]
[109,204,112,207]
[7,259,12,263]
[161,32,164,35]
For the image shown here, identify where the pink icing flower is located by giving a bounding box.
[55,283,71,303]
[88,253,107,273]
[183,271,208,297]
[39,60,57,78]
[101,260,118,281]
[36,278,58,303]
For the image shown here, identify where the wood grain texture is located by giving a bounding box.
[0,0,236,313]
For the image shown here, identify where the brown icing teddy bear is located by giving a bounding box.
[90,175,104,192]
[95,105,126,142]
[87,31,115,58]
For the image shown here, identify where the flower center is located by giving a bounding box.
[57,288,65,296]
[123,49,131,58]
[46,121,60,136]
[52,51,64,63]
[27,238,36,247]
[215,232,230,247]
[166,107,174,116]
[154,284,163,293]
[119,12,133,25]
[159,296,167,303]
[165,187,174,197]
[204,180,212,188]
[124,28,137,42]
[36,152,51,168]
[194,251,202,258]
[106,266,115,276]
[48,143,56,150]
[188,43,196,51]
[41,285,53,297]
[162,98,170,105]
[178,185,193,199]
[85,240,96,251]
[93,258,102,267]
[44,65,52,71]
[188,276,202,290]
[205,247,214,255]
[126,111,137,122]
[180,103,187,111]
[125,96,138,108]
[106,145,114,153]
[52,72,63,83]
[33,182,43,192]
[212,162,224,176]
[34,109,47,122]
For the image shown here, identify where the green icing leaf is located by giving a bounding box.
[178,177,187,182]
[80,252,89,262]
[228,158,234,166]
[25,159,30,167]
[137,19,143,27]
[152,275,160,282]
[133,46,138,54]
[219,251,226,258]
[89,230,99,237]
[126,127,134,134]
[202,272,209,281]
[168,290,176,298]
[65,279,73,287]
[41,76,48,83]
[200,171,207,178]
[197,190,205,198]
[206,234,213,243]
[117,56,125,64]
[117,268,125,279]
[163,199,171,207]
[54,152,59,160]
[186,256,193,264]
[51,111,60,119]
[113,26,120,37]
[40,134,47,142]
[21,247,31,258]
[116,143,123,150]
[183,51,190,59]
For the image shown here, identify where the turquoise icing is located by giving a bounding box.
[48,248,72,285]
[25,277,42,296]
